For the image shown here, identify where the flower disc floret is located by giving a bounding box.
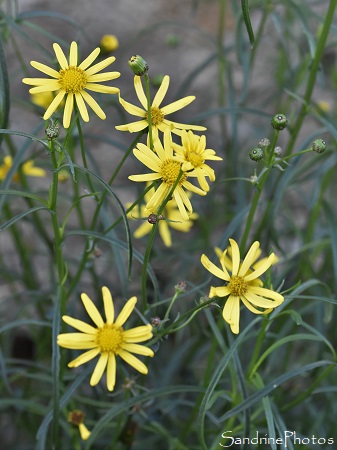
[201,239,284,334]
[57,287,154,391]
[160,159,187,185]
[22,41,120,128]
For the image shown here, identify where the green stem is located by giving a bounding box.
[49,141,67,450]
[141,170,184,310]
[285,0,337,156]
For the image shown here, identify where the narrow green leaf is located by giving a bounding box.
[219,360,334,422]
[0,189,47,205]
[0,206,51,231]
[241,0,255,48]
[0,35,10,144]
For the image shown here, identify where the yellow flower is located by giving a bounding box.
[201,239,284,334]
[22,41,120,128]
[0,156,46,182]
[127,185,198,247]
[57,287,154,391]
[116,75,206,140]
[172,130,223,192]
[100,34,119,53]
[128,132,206,220]
[68,410,91,441]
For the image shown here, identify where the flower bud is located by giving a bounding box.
[45,121,60,140]
[311,139,326,154]
[128,55,149,76]
[58,168,69,183]
[99,34,119,53]
[271,114,287,131]
[249,147,264,162]
[274,146,282,156]
[151,316,161,327]
[258,138,270,149]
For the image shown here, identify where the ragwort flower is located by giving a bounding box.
[128,132,206,220]
[201,239,284,334]
[127,185,198,247]
[172,130,223,192]
[116,75,206,140]
[57,287,154,391]
[0,156,46,182]
[22,41,120,128]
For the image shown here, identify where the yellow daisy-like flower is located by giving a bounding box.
[57,287,154,392]
[201,239,284,334]
[127,185,198,247]
[68,410,91,441]
[22,41,120,128]
[116,75,206,140]
[172,130,223,192]
[0,156,46,182]
[128,132,206,220]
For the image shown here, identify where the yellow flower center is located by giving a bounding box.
[146,106,165,126]
[59,66,88,93]
[228,275,248,296]
[96,324,124,353]
[185,149,204,168]
[160,159,186,185]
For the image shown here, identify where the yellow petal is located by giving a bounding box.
[209,285,231,298]
[53,43,69,70]
[78,47,101,71]
[161,96,195,115]
[201,254,230,281]
[122,343,154,357]
[85,56,116,76]
[79,423,91,440]
[123,325,153,342]
[62,315,97,334]
[90,353,108,386]
[244,253,275,282]
[69,41,78,66]
[118,349,149,374]
[134,75,147,109]
[115,296,137,327]
[81,90,106,120]
[30,61,60,78]
[106,353,116,391]
[85,83,119,94]
[43,91,65,119]
[63,93,74,128]
[229,239,241,276]
[75,93,89,122]
[247,286,284,303]
[81,292,104,328]
[152,75,169,107]
[87,71,120,82]
[68,347,100,368]
[102,286,114,324]
[223,296,240,334]
[239,241,260,277]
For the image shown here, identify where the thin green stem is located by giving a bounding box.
[285,0,337,156]
[141,170,184,310]
[49,140,67,450]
